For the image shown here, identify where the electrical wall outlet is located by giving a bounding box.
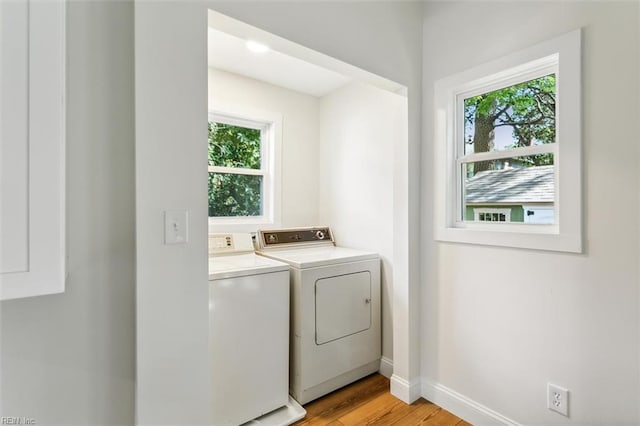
[547,383,569,417]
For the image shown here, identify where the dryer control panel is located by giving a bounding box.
[258,227,334,249]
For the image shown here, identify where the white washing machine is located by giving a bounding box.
[256,227,381,405]
[209,233,305,426]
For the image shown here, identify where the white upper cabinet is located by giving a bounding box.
[1,0,66,300]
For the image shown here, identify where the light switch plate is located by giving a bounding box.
[164,210,189,244]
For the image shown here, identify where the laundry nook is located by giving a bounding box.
[202,9,402,422]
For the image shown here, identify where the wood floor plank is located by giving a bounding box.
[337,392,407,425]
[388,400,442,425]
[301,374,388,417]
[293,374,389,425]
[416,406,463,425]
[293,374,468,426]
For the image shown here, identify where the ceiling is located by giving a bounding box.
[207,28,352,97]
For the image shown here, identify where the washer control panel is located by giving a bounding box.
[259,227,334,249]
[209,233,254,256]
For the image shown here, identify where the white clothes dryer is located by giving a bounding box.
[256,227,381,405]
[209,233,305,426]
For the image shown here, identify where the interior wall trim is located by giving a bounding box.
[421,380,523,426]
[379,356,393,379]
[390,374,421,404]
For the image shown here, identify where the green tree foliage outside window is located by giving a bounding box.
[464,74,556,173]
[208,121,264,217]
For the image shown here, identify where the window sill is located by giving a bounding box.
[208,216,278,234]
[435,224,581,253]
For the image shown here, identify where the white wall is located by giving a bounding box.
[208,68,320,229]
[135,2,210,424]
[208,1,424,401]
[421,2,640,424]
[0,1,135,424]
[318,81,406,367]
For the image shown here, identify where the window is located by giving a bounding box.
[523,205,554,224]
[474,208,511,222]
[462,73,556,224]
[208,117,265,217]
[434,29,582,253]
[208,109,281,230]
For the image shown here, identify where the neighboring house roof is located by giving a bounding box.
[465,165,554,204]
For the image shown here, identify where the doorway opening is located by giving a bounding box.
[207,5,408,398]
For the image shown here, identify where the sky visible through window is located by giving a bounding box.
[465,123,530,153]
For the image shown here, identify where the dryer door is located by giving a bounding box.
[315,271,371,345]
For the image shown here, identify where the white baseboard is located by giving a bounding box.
[379,357,393,378]
[390,374,422,404]
[421,380,523,426]
[384,365,520,425]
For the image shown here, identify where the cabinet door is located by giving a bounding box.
[315,271,372,345]
[1,1,29,274]
[0,0,65,300]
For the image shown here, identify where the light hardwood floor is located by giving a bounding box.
[293,374,471,425]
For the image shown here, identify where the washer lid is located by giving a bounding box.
[257,246,378,269]
[208,253,289,280]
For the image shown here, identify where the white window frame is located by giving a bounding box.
[208,106,282,233]
[473,208,512,223]
[434,29,582,253]
[457,60,557,224]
